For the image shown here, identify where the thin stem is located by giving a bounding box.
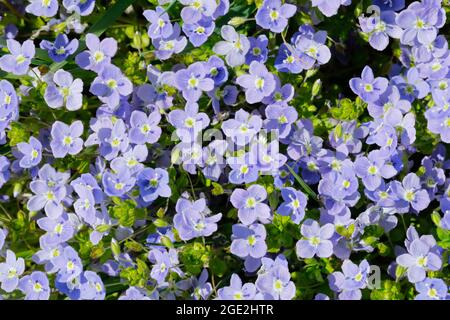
[119,224,151,244]
[211,274,218,297]
[400,214,408,233]
[0,203,12,221]
[185,172,196,200]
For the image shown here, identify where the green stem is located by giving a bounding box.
[285,163,318,202]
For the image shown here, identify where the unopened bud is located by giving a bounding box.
[228,17,247,27]
[312,79,322,97]
[13,182,22,198]
[161,236,174,249]
[111,238,120,257]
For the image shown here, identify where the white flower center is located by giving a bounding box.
[364,83,373,92]
[368,165,378,175]
[33,282,43,292]
[94,51,105,63]
[15,54,26,64]
[404,190,415,202]
[269,9,279,20]
[7,268,17,279]
[141,123,151,134]
[255,77,265,90]
[63,136,73,146]
[188,76,199,88]
[247,235,256,246]
[54,223,63,234]
[245,197,257,208]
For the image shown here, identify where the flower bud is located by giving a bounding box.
[228,17,247,27]
[312,79,322,97]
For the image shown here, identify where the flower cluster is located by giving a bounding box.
[0,0,448,301]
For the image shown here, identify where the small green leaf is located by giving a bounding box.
[211,182,224,196]
[395,265,407,280]
[7,122,30,146]
[336,223,355,238]
[109,198,138,227]
[96,224,111,233]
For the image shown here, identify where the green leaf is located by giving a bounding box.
[7,122,30,146]
[330,98,365,121]
[211,182,224,196]
[395,265,407,280]
[336,223,355,239]
[109,198,138,227]
[268,190,279,210]
[436,227,450,241]
[209,255,228,277]
[370,280,405,300]
[120,258,149,287]
[376,243,391,256]
[90,245,105,259]
[436,227,450,249]
[334,123,343,140]
[111,197,122,205]
[363,236,378,246]
[179,242,210,275]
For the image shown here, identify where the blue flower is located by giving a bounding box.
[397,238,442,283]
[174,62,214,102]
[137,168,171,203]
[14,136,42,170]
[415,278,449,300]
[26,0,58,17]
[18,271,50,300]
[40,34,79,62]
[173,198,222,241]
[55,246,83,283]
[277,187,307,224]
[230,184,271,225]
[144,6,173,40]
[217,274,257,300]
[63,0,96,16]
[328,259,371,300]
[44,70,84,111]
[75,34,117,72]
[102,167,135,197]
[296,219,334,258]
[349,66,389,102]
[0,250,25,292]
[230,223,267,272]
[0,39,35,75]
[50,120,84,158]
